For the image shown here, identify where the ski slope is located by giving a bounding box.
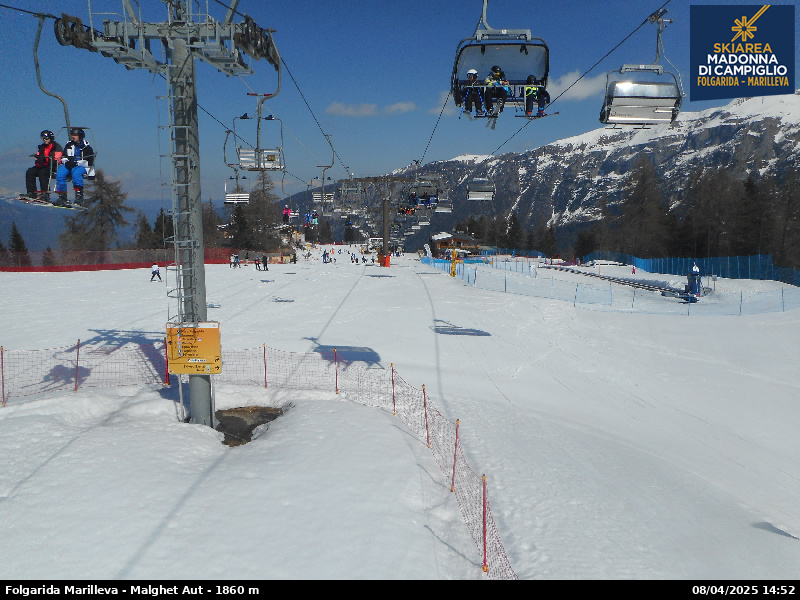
[1,250,799,580]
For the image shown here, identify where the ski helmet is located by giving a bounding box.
[491,65,503,77]
[467,69,478,77]
[70,128,85,139]
[40,130,55,139]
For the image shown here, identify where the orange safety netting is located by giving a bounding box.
[1,342,517,579]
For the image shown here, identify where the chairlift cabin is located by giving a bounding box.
[467,177,495,201]
[599,10,684,127]
[451,0,549,112]
[224,95,285,172]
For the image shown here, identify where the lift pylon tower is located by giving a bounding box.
[344,176,414,256]
[54,0,280,426]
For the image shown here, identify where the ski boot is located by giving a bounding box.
[51,191,69,207]
[74,186,85,206]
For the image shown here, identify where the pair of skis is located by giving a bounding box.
[462,109,559,129]
[8,192,89,210]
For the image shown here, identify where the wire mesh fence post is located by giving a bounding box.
[74,339,81,393]
[1,346,5,407]
[263,344,268,389]
[423,384,430,448]
[451,419,460,492]
[334,348,339,394]
[482,474,488,573]
[391,363,396,415]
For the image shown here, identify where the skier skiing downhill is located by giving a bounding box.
[55,128,95,207]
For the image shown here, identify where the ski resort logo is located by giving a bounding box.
[690,5,795,101]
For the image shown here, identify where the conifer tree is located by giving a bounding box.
[133,210,161,249]
[60,170,134,251]
[152,207,174,244]
[9,222,32,267]
[0,239,12,266]
[506,213,525,250]
[229,203,254,249]
[318,219,333,244]
[730,174,771,256]
[42,247,57,267]
[617,155,669,257]
[202,200,224,247]
[772,166,800,269]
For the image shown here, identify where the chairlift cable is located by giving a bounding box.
[481,0,674,162]
[235,73,330,168]
[0,3,56,18]
[279,56,350,177]
[550,0,674,107]
[418,90,452,166]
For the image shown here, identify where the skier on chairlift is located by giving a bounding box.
[25,130,62,201]
[524,76,550,118]
[484,66,510,117]
[462,69,486,117]
[55,128,95,207]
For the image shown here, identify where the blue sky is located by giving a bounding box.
[0,0,798,207]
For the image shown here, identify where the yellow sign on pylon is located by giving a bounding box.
[166,322,222,374]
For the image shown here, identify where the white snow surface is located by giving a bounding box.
[1,250,800,580]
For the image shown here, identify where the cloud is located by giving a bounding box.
[325,102,378,117]
[384,102,416,115]
[430,90,458,116]
[548,71,607,101]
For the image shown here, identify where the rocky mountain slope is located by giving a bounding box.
[406,92,800,240]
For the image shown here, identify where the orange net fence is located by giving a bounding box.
[1,342,517,579]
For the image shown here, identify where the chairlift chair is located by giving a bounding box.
[451,0,549,112]
[435,194,453,213]
[467,177,495,201]
[599,9,684,127]
[225,95,285,172]
[600,65,682,126]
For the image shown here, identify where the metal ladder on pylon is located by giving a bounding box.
[158,70,197,327]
